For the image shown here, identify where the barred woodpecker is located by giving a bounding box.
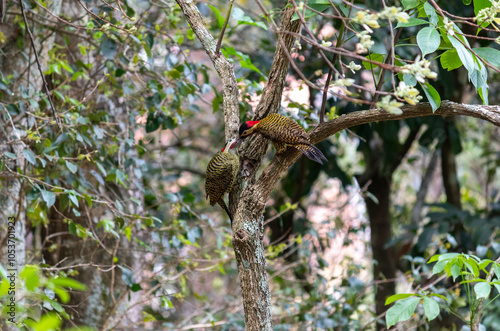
[205,138,239,223]
[238,113,327,164]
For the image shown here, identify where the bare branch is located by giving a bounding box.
[215,0,235,55]
[175,0,239,140]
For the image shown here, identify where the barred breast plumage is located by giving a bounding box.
[205,139,239,223]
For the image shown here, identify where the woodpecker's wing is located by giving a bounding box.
[205,152,236,206]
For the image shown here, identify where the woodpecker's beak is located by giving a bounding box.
[230,139,240,149]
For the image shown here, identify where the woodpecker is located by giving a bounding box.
[205,138,239,223]
[238,113,327,164]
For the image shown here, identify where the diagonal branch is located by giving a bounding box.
[253,101,500,205]
[19,0,62,131]
[175,0,239,141]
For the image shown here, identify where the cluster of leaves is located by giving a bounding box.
[287,0,500,114]
[386,253,500,328]
[0,265,87,329]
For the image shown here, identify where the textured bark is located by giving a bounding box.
[361,174,396,320]
[175,0,239,141]
[441,119,462,209]
[411,148,439,225]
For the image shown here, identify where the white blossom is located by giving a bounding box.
[355,10,380,33]
[333,78,355,87]
[443,17,454,36]
[376,95,404,114]
[356,31,374,54]
[321,40,333,47]
[395,82,422,105]
[400,56,437,83]
[380,6,409,23]
[346,61,362,73]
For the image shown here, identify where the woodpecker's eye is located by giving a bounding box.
[243,130,251,136]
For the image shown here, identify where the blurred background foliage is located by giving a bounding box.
[0,0,499,330]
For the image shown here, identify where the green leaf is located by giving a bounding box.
[420,82,441,112]
[232,8,267,30]
[475,282,491,298]
[417,27,440,57]
[494,263,500,280]
[20,265,40,291]
[4,151,16,159]
[450,263,461,281]
[473,47,500,68]
[84,194,92,207]
[423,2,438,25]
[463,0,472,4]
[402,0,420,10]
[385,293,418,305]
[53,286,69,303]
[124,226,132,241]
[396,18,428,28]
[5,103,19,115]
[440,49,462,71]
[474,0,492,15]
[432,259,448,275]
[221,46,263,74]
[208,5,225,28]
[41,190,56,208]
[68,193,79,207]
[28,313,62,331]
[423,297,440,321]
[51,277,87,291]
[65,160,78,174]
[0,80,12,95]
[119,266,136,287]
[100,37,117,60]
[438,253,460,261]
[362,53,384,70]
[428,254,441,263]
[464,260,480,277]
[23,149,37,165]
[449,36,474,73]
[386,296,421,328]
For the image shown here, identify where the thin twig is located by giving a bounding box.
[216,0,235,55]
[19,0,62,130]
[320,63,334,124]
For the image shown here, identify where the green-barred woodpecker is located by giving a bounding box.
[238,113,327,164]
[205,138,239,223]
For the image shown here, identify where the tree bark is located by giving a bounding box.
[441,119,462,210]
[362,174,396,320]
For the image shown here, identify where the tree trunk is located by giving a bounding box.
[0,1,61,327]
[363,174,396,322]
[441,120,462,210]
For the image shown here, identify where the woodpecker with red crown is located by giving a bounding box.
[205,138,239,223]
[238,113,327,164]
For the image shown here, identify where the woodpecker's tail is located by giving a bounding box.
[218,199,233,224]
[295,144,327,164]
